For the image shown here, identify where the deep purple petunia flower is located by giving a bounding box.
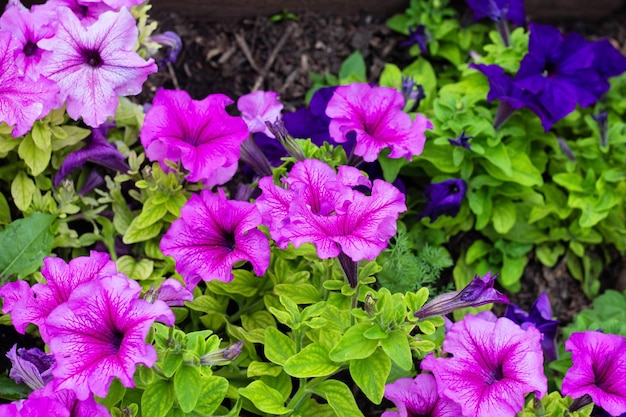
[54,125,128,187]
[326,83,432,162]
[140,88,249,185]
[399,25,429,54]
[414,271,508,319]
[160,188,270,290]
[256,159,406,263]
[448,131,472,149]
[0,31,58,137]
[421,314,547,417]
[504,292,560,362]
[6,344,55,390]
[418,179,467,221]
[465,0,525,26]
[382,373,463,417]
[38,7,157,127]
[45,274,174,400]
[562,331,626,417]
[237,90,284,137]
[0,251,117,341]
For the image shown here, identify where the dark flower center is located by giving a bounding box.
[77,5,89,17]
[23,41,38,57]
[486,363,504,385]
[222,231,236,251]
[542,61,558,77]
[83,49,103,67]
[111,328,125,352]
[448,183,460,194]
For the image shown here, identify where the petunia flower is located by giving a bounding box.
[0,31,59,137]
[382,373,463,417]
[504,292,560,362]
[465,0,525,26]
[562,331,626,417]
[38,7,157,127]
[144,278,194,307]
[0,395,69,417]
[400,76,426,112]
[160,188,270,290]
[414,271,509,319]
[31,383,111,417]
[421,314,547,417]
[146,31,183,67]
[237,91,284,137]
[399,25,429,54]
[45,274,174,400]
[7,345,55,390]
[0,1,56,81]
[140,88,249,185]
[0,251,117,340]
[53,125,128,188]
[448,131,472,149]
[326,82,432,162]
[418,179,467,221]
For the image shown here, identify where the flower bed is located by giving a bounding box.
[1,0,626,416]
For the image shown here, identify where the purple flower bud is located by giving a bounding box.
[399,25,428,54]
[401,76,426,112]
[199,340,244,366]
[414,271,509,319]
[7,344,55,390]
[265,119,305,161]
[147,31,182,66]
[592,111,609,147]
[448,130,472,149]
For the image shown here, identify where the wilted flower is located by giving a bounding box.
[448,131,472,149]
[7,345,55,390]
[592,111,609,147]
[399,25,428,54]
[465,0,525,26]
[414,271,508,319]
[39,8,156,127]
[401,76,426,112]
[382,373,462,417]
[421,314,547,417]
[147,31,182,66]
[326,83,432,162]
[144,278,194,306]
[140,88,249,185]
[160,189,270,290]
[504,292,560,362]
[418,179,467,221]
[562,331,626,417]
[46,275,174,400]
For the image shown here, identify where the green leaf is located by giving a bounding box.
[159,350,183,378]
[18,134,51,176]
[239,381,292,415]
[500,255,528,289]
[310,380,364,417]
[174,365,202,413]
[264,327,296,366]
[193,376,229,416]
[31,121,52,151]
[122,221,162,244]
[0,212,56,281]
[0,193,11,225]
[339,51,366,83]
[378,148,409,183]
[378,63,402,89]
[349,348,391,403]
[274,283,320,304]
[51,126,91,151]
[329,323,379,361]
[379,330,412,370]
[11,171,36,212]
[491,198,516,234]
[141,378,175,417]
[116,255,154,280]
[132,196,168,228]
[283,343,339,377]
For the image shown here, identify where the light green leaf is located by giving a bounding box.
[122,221,162,244]
[193,376,229,416]
[51,126,91,151]
[310,380,364,417]
[491,198,516,234]
[0,212,56,281]
[283,343,339,377]
[349,348,391,404]
[378,148,409,183]
[239,380,292,415]
[264,327,296,366]
[18,134,51,176]
[116,255,154,280]
[339,51,366,83]
[329,323,379,362]
[379,63,402,89]
[141,379,175,417]
[31,121,52,150]
[132,197,168,229]
[380,330,412,370]
[174,365,202,413]
[11,171,36,212]
[274,283,320,304]
[0,193,11,225]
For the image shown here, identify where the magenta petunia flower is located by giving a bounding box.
[140,88,249,185]
[160,188,270,289]
[382,374,463,417]
[237,91,284,137]
[0,395,70,417]
[326,83,432,162]
[421,315,547,417]
[0,31,59,137]
[0,251,117,340]
[257,159,406,263]
[38,7,156,127]
[562,331,626,416]
[145,278,194,306]
[36,0,116,25]
[45,274,174,400]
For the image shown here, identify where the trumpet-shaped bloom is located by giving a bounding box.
[0,395,69,417]
[140,88,249,185]
[414,271,509,319]
[7,345,55,390]
[160,189,270,290]
[326,83,432,162]
[562,331,626,416]
[382,374,462,417]
[418,179,467,221]
[465,0,525,26]
[46,275,174,400]
[256,159,406,262]
[31,383,111,417]
[0,251,117,341]
[504,292,560,362]
[237,91,283,137]
[38,7,156,127]
[421,315,547,417]
[0,31,58,137]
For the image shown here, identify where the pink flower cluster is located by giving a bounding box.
[0,252,175,415]
[0,0,156,136]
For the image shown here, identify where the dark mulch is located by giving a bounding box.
[143,7,626,324]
